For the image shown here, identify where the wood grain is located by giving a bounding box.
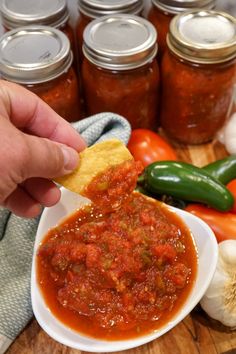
[7,140,236,354]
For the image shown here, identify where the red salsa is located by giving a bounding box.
[37,192,197,340]
[84,160,143,212]
[82,59,160,130]
[27,67,81,123]
[161,50,236,144]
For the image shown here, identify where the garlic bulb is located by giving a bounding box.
[217,113,236,155]
[200,240,236,328]
[217,82,236,154]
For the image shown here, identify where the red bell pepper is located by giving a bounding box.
[185,204,236,243]
[227,179,236,213]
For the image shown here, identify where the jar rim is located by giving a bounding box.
[78,0,143,18]
[83,14,157,71]
[167,10,236,64]
[151,0,215,15]
[0,0,69,29]
[0,25,73,84]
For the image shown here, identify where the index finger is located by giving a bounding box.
[0,80,86,151]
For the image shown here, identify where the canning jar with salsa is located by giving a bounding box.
[147,0,215,60]
[76,0,143,66]
[37,191,197,339]
[82,15,160,129]
[0,26,81,122]
[161,10,236,144]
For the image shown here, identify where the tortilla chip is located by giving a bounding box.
[55,139,133,195]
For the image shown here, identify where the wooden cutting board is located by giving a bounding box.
[6,139,236,354]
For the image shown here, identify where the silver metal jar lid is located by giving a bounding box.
[0,0,69,30]
[83,14,157,70]
[78,0,143,18]
[151,0,215,15]
[167,10,236,64]
[0,26,73,84]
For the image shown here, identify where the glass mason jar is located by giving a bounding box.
[0,26,81,122]
[0,0,76,65]
[147,0,215,59]
[76,0,144,65]
[82,14,160,130]
[160,10,236,145]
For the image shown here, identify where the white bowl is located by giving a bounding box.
[31,188,218,352]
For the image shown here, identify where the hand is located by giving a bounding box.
[0,80,86,218]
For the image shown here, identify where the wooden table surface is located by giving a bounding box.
[6,139,236,354]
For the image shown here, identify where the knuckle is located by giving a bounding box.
[15,136,32,181]
[1,128,30,183]
[38,138,64,178]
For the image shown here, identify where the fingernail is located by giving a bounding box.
[61,146,79,173]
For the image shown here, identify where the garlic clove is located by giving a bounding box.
[222,309,236,328]
[216,127,226,145]
[223,113,236,154]
[219,240,236,265]
[216,112,236,154]
[201,268,227,298]
[201,289,236,327]
[225,137,236,155]
[201,293,224,319]
[200,240,236,328]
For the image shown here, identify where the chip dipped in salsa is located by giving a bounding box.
[37,192,197,340]
[55,139,142,211]
[84,159,143,211]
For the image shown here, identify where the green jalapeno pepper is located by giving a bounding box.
[203,155,236,184]
[138,161,234,212]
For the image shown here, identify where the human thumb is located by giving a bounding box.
[22,133,79,180]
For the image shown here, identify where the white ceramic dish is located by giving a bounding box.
[31,188,218,352]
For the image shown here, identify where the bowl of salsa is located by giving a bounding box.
[31,188,218,352]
